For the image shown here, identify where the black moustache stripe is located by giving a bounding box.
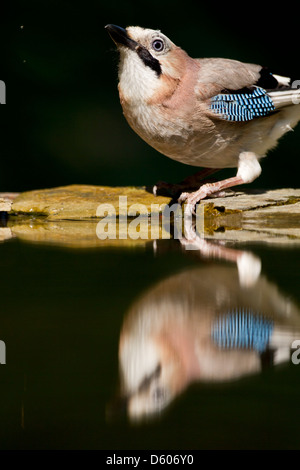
[136,45,162,77]
[137,364,162,394]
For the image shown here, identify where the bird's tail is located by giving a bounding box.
[269,81,300,109]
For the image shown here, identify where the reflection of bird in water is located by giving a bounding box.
[116,264,300,421]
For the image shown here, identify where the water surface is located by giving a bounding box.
[0,227,300,450]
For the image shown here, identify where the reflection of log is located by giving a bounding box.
[0,228,14,242]
[8,219,158,249]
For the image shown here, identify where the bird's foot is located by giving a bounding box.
[178,183,214,215]
[178,183,236,214]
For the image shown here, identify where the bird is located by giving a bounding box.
[114,261,300,420]
[105,24,300,213]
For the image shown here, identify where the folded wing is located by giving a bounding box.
[196,58,299,122]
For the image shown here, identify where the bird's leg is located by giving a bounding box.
[153,168,220,197]
[179,175,244,207]
[179,152,262,215]
[180,216,261,286]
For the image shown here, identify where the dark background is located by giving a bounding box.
[1,4,300,450]
[1,1,299,193]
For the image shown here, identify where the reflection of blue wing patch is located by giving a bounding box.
[210,87,275,122]
[211,309,274,352]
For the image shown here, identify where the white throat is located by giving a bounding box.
[118,48,161,103]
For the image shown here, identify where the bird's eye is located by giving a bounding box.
[152,39,165,52]
[152,386,166,404]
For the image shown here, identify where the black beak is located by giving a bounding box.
[106,393,129,423]
[105,23,162,77]
[105,24,137,50]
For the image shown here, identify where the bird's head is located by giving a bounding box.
[105,24,190,104]
[118,331,190,421]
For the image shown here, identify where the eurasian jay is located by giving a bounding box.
[106,24,300,213]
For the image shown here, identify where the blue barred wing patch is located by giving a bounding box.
[211,308,274,352]
[209,87,275,122]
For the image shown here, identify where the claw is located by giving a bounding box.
[178,191,189,204]
[179,190,207,216]
[178,183,213,215]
